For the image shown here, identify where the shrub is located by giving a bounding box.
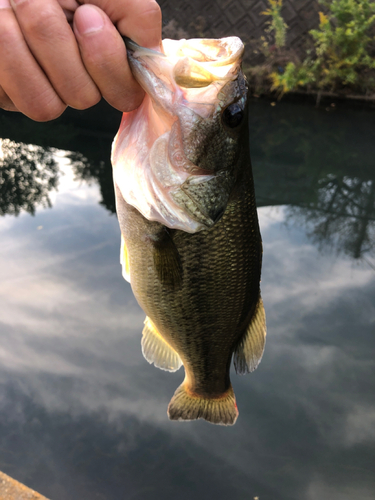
[262,0,288,49]
[271,0,375,94]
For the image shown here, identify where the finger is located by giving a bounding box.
[57,0,80,23]
[74,4,144,112]
[62,8,74,22]
[0,2,66,120]
[10,0,101,110]
[58,0,80,9]
[77,0,162,49]
[0,85,18,112]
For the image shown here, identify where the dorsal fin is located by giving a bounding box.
[142,317,183,372]
[233,295,266,374]
[120,234,130,283]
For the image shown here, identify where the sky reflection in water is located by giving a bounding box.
[0,100,374,500]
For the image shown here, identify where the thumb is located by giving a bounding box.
[74,4,144,112]
[76,0,162,50]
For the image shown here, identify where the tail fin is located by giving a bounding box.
[167,382,238,425]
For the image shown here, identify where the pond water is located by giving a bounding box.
[0,99,374,500]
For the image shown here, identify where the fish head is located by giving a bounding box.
[112,37,249,232]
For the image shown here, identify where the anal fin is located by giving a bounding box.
[120,234,130,283]
[142,317,183,372]
[234,295,267,374]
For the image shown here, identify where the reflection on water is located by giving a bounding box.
[0,104,120,214]
[249,100,375,262]
[0,139,59,216]
[287,176,375,260]
[71,153,116,213]
[0,100,374,500]
[2,99,375,261]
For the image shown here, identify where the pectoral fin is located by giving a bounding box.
[152,228,182,288]
[142,317,183,372]
[233,295,267,374]
[171,170,235,228]
[120,234,130,283]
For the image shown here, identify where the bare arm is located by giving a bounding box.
[0,0,161,121]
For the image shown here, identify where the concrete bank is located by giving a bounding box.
[0,472,49,500]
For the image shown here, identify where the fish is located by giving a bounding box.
[111,36,266,425]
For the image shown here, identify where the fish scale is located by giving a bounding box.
[112,36,266,425]
[115,158,262,409]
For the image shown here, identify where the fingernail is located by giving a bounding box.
[1,0,12,8]
[74,5,104,35]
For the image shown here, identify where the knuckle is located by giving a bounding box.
[0,91,18,112]
[59,77,101,110]
[19,84,66,121]
[117,90,144,113]
[32,108,65,122]
[143,1,162,17]
[23,7,68,42]
[28,100,66,122]
[140,1,162,25]
[104,84,144,113]
[68,91,101,110]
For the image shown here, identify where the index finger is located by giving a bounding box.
[78,0,162,49]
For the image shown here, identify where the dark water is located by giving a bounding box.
[0,99,374,500]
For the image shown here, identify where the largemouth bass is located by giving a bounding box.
[111,36,266,425]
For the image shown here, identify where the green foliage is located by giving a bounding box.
[270,0,375,94]
[262,0,288,49]
[245,0,292,94]
[270,61,314,93]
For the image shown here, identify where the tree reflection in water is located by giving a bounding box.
[250,100,375,262]
[0,139,59,217]
[287,176,375,261]
[1,100,374,263]
[0,139,107,219]
[69,152,116,214]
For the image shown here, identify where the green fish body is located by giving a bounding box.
[112,37,266,425]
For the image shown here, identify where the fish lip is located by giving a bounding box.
[122,36,138,53]
[123,37,243,94]
[122,36,167,59]
[122,37,169,90]
[122,39,194,126]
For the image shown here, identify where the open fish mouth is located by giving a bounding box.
[111,37,247,233]
[124,36,244,93]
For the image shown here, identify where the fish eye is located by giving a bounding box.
[222,103,244,128]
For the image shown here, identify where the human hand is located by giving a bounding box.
[0,0,161,121]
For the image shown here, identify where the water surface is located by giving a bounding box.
[0,99,374,500]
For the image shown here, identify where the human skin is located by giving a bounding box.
[0,0,162,121]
